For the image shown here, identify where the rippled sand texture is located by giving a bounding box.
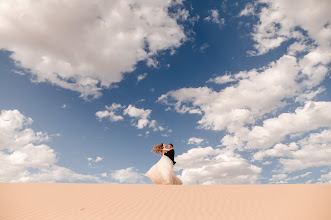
[1,183,330,220]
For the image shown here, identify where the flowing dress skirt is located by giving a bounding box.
[144,155,183,185]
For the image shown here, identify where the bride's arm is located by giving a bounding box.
[161,148,171,155]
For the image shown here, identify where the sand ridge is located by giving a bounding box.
[1,183,330,220]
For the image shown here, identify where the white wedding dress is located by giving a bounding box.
[144,155,183,185]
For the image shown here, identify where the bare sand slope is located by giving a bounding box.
[1,183,330,220]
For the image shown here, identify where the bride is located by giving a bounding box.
[143,143,183,185]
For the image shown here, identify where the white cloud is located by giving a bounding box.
[295,87,326,103]
[238,3,256,17]
[206,71,250,84]
[148,120,164,132]
[269,172,312,183]
[191,0,331,137]
[187,137,204,145]
[149,120,157,130]
[284,171,312,182]
[97,103,167,132]
[253,129,331,173]
[110,167,143,183]
[262,160,272,165]
[199,43,210,52]
[248,0,331,55]
[206,74,236,85]
[50,133,61,137]
[269,173,287,182]
[159,51,331,154]
[0,164,105,183]
[95,156,103,162]
[211,1,331,153]
[137,72,148,83]
[158,55,301,133]
[123,105,151,119]
[204,9,225,25]
[87,156,103,168]
[0,0,187,99]
[157,0,331,184]
[244,101,331,150]
[0,109,49,152]
[170,7,190,22]
[61,104,67,109]
[298,47,331,89]
[252,143,299,161]
[175,146,262,185]
[95,103,125,122]
[87,156,103,163]
[95,110,124,122]
[269,172,315,184]
[0,109,105,183]
[317,171,331,183]
[105,103,124,111]
[299,171,312,178]
[123,104,151,129]
[277,129,331,173]
[12,69,25,76]
[287,40,314,56]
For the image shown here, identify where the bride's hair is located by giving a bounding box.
[151,143,164,154]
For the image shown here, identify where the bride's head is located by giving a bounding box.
[151,143,165,154]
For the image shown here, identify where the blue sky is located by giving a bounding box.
[0,0,330,184]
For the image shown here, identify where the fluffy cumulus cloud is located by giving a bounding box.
[238,3,256,17]
[317,171,331,183]
[175,146,262,185]
[159,53,329,136]
[275,129,331,173]
[160,68,330,181]
[206,72,242,85]
[247,0,331,56]
[0,109,106,183]
[235,119,331,176]
[269,171,313,184]
[158,54,302,133]
[148,120,164,132]
[204,9,225,25]
[96,103,165,131]
[237,101,331,150]
[95,103,125,122]
[0,0,187,99]
[242,0,331,99]
[87,156,103,168]
[110,167,143,183]
[187,137,204,145]
[157,0,331,183]
[269,173,287,183]
[123,104,151,129]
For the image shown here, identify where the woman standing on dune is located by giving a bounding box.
[143,143,183,185]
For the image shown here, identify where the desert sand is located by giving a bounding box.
[1,183,330,220]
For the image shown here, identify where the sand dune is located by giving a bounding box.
[0,183,330,220]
